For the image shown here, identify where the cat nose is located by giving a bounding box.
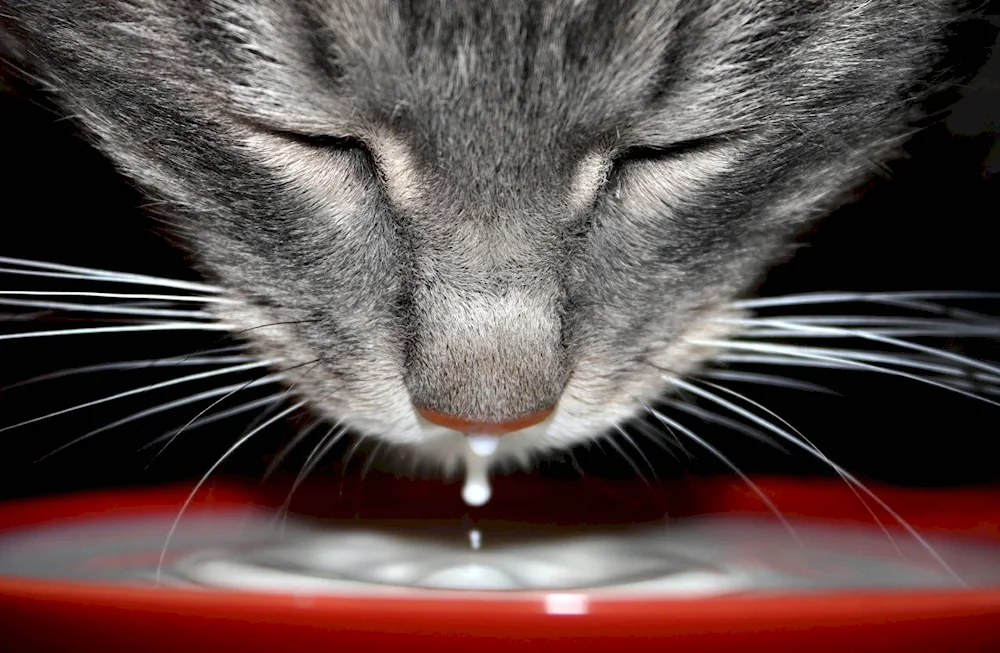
[416,405,555,435]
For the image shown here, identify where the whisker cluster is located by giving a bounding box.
[0,256,301,476]
[3,256,997,586]
[611,290,1000,584]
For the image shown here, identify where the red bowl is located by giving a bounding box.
[1,474,999,652]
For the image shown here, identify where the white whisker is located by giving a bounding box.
[0,360,274,434]
[713,353,860,371]
[614,425,660,480]
[733,290,1000,310]
[742,327,1000,339]
[279,422,350,536]
[736,315,997,328]
[339,433,368,480]
[0,322,233,342]
[691,339,1000,409]
[699,369,836,394]
[149,377,292,464]
[737,346,963,377]
[141,394,289,450]
[658,398,789,453]
[0,256,222,294]
[156,400,307,583]
[928,376,1000,397]
[262,419,325,481]
[606,425,654,488]
[360,441,388,480]
[0,290,238,304]
[628,419,688,461]
[230,359,322,438]
[721,317,1000,379]
[733,297,997,336]
[0,309,54,322]
[108,374,285,438]
[2,352,253,391]
[564,447,589,477]
[0,297,213,319]
[645,405,801,545]
[669,377,963,584]
[694,379,903,556]
[0,267,220,293]
[148,357,320,462]
[863,298,994,324]
[712,351,1000,388]
[36,374,286,462]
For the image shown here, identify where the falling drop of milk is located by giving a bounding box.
[461,435,498,507]
[461,472,490,506]
[467,434,499,457]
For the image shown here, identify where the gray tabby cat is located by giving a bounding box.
[0,1,964,467]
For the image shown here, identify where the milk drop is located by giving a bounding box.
[468,528,482,551]
[461,434,498,507]
[461,476,490,506]
[467,434,499,457]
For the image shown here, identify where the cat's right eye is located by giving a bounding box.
[271,129,370,155]
[269,128,382,178]
[611,133,733,169]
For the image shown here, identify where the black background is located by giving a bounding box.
[1,15,998,505]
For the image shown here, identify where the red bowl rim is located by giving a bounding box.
[2,476,1000,629]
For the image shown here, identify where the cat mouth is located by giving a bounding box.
[414,405,558,437]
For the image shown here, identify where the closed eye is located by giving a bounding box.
[613,132,738,168]
[268,128,381,177]
[270,129,370,154]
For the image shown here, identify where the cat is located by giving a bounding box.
[0,0,982,472]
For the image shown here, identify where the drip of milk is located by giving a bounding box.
[461,434,499,507]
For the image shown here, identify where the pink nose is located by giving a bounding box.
[416,406,555,435]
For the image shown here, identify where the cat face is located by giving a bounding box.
[1,0,948,465]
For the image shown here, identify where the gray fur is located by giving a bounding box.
[0,1,958,464]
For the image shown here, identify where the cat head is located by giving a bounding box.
[0,0,951,466]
